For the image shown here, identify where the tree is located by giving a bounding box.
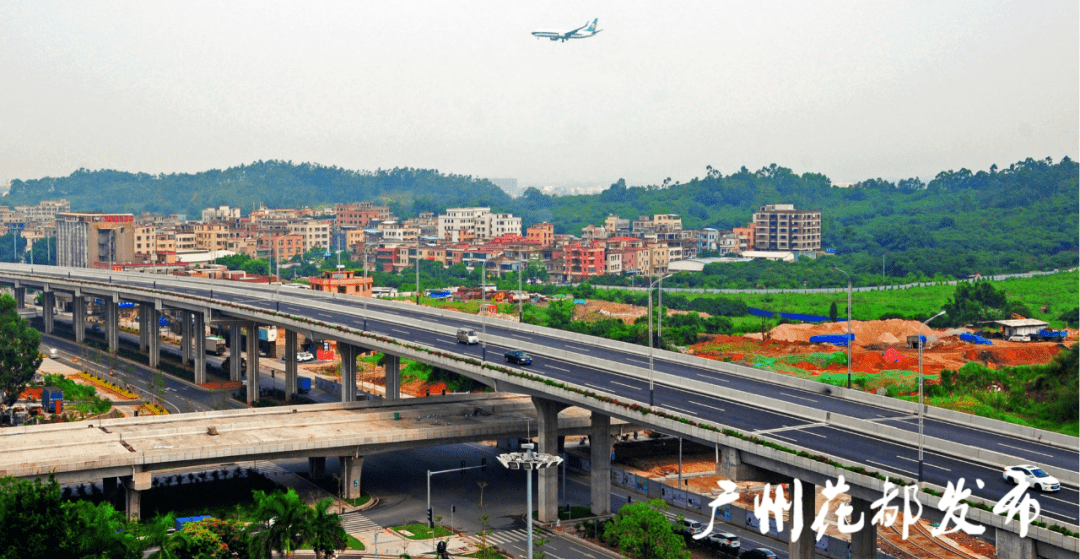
[171,522,230,559]
[602,499,689,559]
[139,513,179,559]
[0,293,43,405]
[829,302,838,322]
[943,281,1009,326]
[308,498,348,559]
[251,489,313,558]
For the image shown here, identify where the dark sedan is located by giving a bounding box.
[504,350,532,365]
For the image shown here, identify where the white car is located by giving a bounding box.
[1007,335,1031,342]
[1003,465,1060,492]
[296,352,315,363]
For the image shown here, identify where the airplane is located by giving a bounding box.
[532,18,601,42]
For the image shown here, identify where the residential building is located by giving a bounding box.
[376,221,419,245]
[201,206,241,222]
[475,213,521,240]
[526,223,554,248]
[308,268,373,297]
[605,251,623,274]
[752,204,821,251]
[16,199,70,222]
[563,241,606,281]
[633,214,682,233]
[335,202,392,229]
[581,224,607,240]
[732,224,755,252]
[261,234,304,261]
[134,225,157,258]
[56,212,136,268]
[288,219,332,252]
[604,214,630,236]
[193,223,230,252]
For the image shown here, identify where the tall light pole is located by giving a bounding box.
[415,243,421,305]
[498,443,563,559]
[918,310,947,484]
[518,258,525,323]
[834,267,853,389]
[648,273,672,407]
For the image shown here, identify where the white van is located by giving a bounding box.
[456,328,479,345]
[48,348,58,359]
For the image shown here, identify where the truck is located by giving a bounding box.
[205,336,226,355]
[296,376,311,394]
[41,386,63,414]
[1035,329,1068,342]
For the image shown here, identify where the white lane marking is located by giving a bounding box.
[688,400,725,412]
[548,365,570,372]
[626,357,650,364]
[1038,493,1079,507]
[390,328,410,335]
[768,433,796,442]
[610,380,641,391]
[317,312,334,319]
[436,337,456,344]
[785,393,821,404]
[894,455,951,472]
[668,405,698,416]
[996,442,1055,459]
[509,332,532,339]
[867,460,914,474]
[797,430,827,438]
[584,383,607,391]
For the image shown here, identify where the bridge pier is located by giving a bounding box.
[997,526,1036,559]
[73,296,85,343]
[285,330,297,401]
[229,323,242,382]
[247,322,260,405]
[720,447,788,484]
[533,397,567,523]
[180,310,192,363]
[850,497,876,559]
[384,354,400,400]
[106,299,119,353]
[590,411,612,516]
[341,455,364,499]
[147,306,160,369]
[193,312,206,384]
[14,286,25,308]
[42,290,54,334]
[340,344,357,403]
[789,480,817,559]
[309,457,326,480]
[138,304,149,352]
[122,472,150,521]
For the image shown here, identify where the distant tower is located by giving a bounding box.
[488,178,520,197]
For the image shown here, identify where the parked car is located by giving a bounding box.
[456,328,479,344]
[705,531,740,553]
[296,352,315,363]
[1003,465,1060,492]
[504,350,532,365]
[1007,334,1031,342]
[741,548,778,559]
[677,518,704,538]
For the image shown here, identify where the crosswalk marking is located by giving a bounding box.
[461,527,554,547]
[340,511,380,534]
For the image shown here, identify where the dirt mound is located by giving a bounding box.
[768,319,937,345]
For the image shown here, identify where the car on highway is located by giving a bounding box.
[504,350,532,365]
[1003,465,1060,492]
[676,518,704,538]
[741,548,777,559]
[704,531,740,552]
[456,328,479,344]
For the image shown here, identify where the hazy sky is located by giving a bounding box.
[2,1,1077,188]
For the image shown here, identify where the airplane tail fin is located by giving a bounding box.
[587,18,598,33]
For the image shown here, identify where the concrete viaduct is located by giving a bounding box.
[0,265,1076,559]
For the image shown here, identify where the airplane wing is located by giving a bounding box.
[560,21,590,38]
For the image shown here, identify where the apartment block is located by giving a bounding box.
[752,204,821,252]
[308,269,373,297]
[526,223,554,248]
[475,213,521,240]
[438,207,489,240]
[16,199,70,222]
[563,242,606,280]
[288,219,332,252]
[194,223,230,252]
[335,202,392,228]
[56,212,136,268]
[201,206,241,222]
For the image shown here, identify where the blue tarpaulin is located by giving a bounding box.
[960,333,993,345]
[574,299,587,305]
[749,307,842,323]
[809,333,855,346]
[94,299,135,308]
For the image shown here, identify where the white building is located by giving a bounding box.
[476,213,521,240]
[287,219,332,252]
[201,205,241,222]
[438,207,522,241]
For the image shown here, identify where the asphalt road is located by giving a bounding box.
[17,268,1080,526]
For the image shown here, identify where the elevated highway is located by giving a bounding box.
[1,265,1076,559]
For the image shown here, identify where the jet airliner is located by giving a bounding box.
[532,18,601,42]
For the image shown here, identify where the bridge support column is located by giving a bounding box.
[138,304,149,352]
[850,497,876,559]
[193,312,206,385]
[383,354,400,400]
[246,322,260,405]
[341,455,364,499]
[532,397,566,523]
[284,330,297,401]
[721,447,787,484]
[106,299,119,353]
[180,311,191,363]
[122,472,151,522]
[147,306,160,369]
[996,527,1036,559]
[309,457,326,480]
[14,287,25,309]
[590,412,612,516]
[73,296,85,343]
[340,344,356,403]
[229,323,242,382]
[42,290,55,334]
[788,480,817,559]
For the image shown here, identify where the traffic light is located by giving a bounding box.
[427,507,433,528]
[481,458,487,472]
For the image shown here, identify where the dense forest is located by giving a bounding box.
[7,157,1078,280]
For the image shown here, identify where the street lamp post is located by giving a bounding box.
[497,443,563,559]
[834,267,853,389]
[918,310,947,483]
[518,258,525,323]
[647,273,672,407]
